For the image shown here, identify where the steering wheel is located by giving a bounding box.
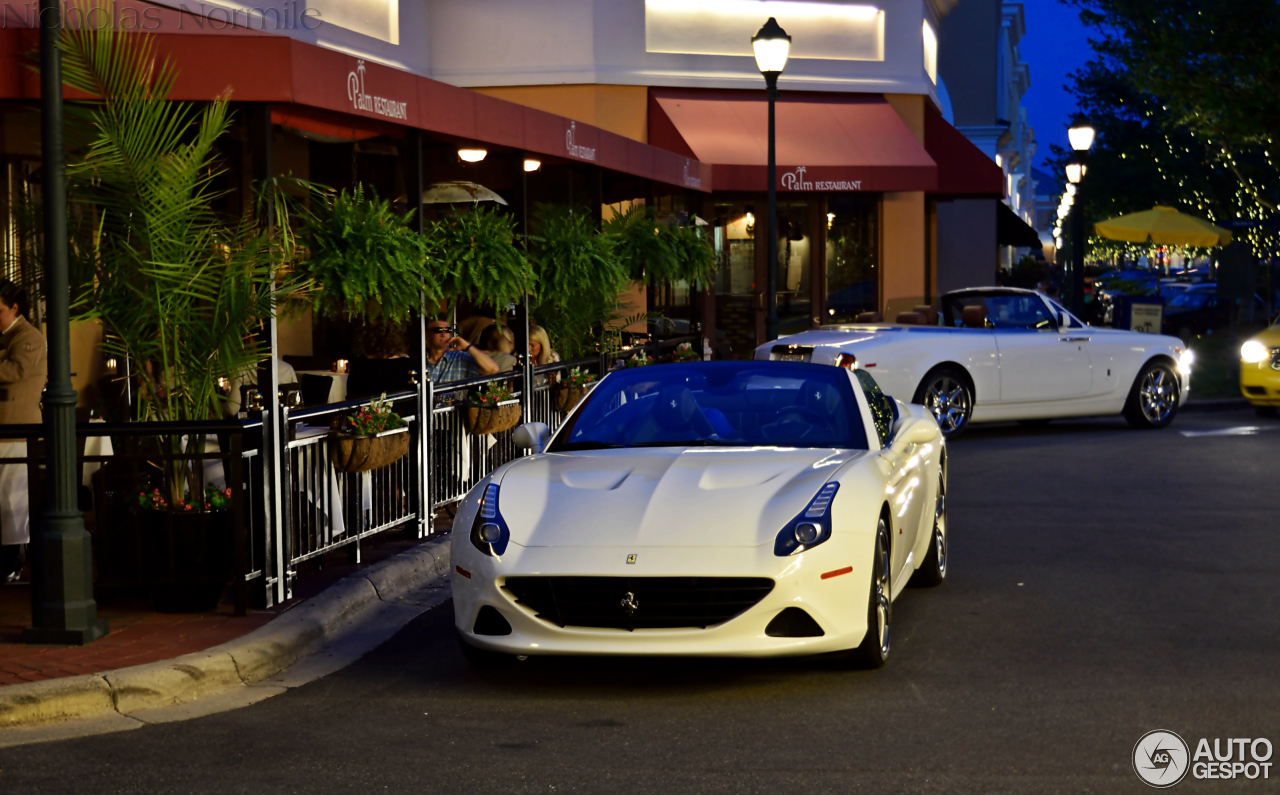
[774,405,837,435]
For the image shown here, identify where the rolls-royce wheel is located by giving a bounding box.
[911,467,948,588]
[1122,361,1180,429]
[847,516,892,669]
[913,366,973,437]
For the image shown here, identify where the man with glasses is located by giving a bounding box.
[425,317,500,384]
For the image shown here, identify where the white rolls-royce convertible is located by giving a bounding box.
[451,361,946,669]
[755,288,1193,435]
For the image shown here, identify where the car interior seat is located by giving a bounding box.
[962,304,990,328]
[895,312,926,325]
[854,311,883,323]
[913,305,939,325]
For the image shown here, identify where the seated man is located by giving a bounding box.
[424,317,500,384]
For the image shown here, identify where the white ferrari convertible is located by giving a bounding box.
[755,287,1194,435]
[451,361,945,669]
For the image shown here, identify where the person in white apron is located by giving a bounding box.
[0,281,46,583]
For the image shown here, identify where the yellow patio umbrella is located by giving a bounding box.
[1093,205,1232,247]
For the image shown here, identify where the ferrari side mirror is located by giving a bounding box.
[512,422,550,453]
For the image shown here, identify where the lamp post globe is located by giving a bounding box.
[1068,118,1096,152]
[1064,152,1088,315]
[753,17,792,76]
[754,17,790,343]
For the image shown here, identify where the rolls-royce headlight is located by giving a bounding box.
[470,482,510,556]
[1176,348,1195,375]
[775,482,839,556]
[1241,340,1270,363]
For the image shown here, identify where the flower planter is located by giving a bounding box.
[553,384,588,414]
[465,400,522,435]
[140,509,233,613]
[330,427,411,473]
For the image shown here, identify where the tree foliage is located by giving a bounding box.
[1062,0,1280,221]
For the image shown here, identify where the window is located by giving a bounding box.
[550,362,869,451]
[853,369,895,447]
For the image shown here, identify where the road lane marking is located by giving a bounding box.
[1179,426,1278,437]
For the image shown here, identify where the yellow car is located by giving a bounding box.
[1240,323,1280,416]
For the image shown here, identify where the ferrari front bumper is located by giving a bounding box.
[451,537,875,658]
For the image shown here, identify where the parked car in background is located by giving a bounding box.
[1240,322,1280,417]
[1162,287,1271,339]
[755,288,1192,435]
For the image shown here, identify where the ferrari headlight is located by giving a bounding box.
[470,482,510,556]
[1241,340,1269,363]
[774,482,839,556]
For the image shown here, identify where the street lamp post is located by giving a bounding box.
[25,0,108,644]
[1065,152,1088,316]
[1066,119,1095,317]
[753,17,790,343]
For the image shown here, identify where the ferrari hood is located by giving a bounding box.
[496,447,863,548]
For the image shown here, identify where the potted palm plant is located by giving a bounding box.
[61,15,306,609]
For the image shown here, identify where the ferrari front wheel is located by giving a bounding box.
[847,516,892,669]
[911,467,948,588]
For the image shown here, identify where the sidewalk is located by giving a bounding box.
[0,524,440,690]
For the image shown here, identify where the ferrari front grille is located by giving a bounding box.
[502,576,775,631]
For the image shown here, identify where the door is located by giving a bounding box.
[986,294,1093,401]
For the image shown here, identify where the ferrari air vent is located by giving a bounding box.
[503,576,775,631]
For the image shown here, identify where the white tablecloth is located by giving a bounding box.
[82,419,114,488]
[295,371,349,404]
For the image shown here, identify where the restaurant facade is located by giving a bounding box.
[0,0,1002,391]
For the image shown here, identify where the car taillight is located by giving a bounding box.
[836,353,857,369]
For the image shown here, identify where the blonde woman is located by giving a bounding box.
[528,324,559,366]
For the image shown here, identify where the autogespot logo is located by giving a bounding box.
[1133,730,1190,788]
[1133,731,1275,787]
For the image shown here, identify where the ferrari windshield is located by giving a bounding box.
[549,362,869,451]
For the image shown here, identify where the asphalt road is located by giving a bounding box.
[4,409,1279,794]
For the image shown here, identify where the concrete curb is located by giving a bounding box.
[0,535,451,731]
[1183,398,1250,411]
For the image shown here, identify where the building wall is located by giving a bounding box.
[938,0,999,128]
[935,199,998,292]
[427,0,938,98]
[472,85,650,143]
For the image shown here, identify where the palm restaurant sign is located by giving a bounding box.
[347,60,409,121]
[781,166,862,192]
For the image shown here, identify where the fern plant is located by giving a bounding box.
[604,204,679,284]
[527,204,629,359]
[429,205,533,310]
[59,6,305,507]
[298,184,438,323]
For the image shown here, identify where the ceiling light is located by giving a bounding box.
[523,159,541,172]
[458,148,488,163]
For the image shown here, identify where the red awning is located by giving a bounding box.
[924,104,1004,197]
[0,25,711,193]
[649,89,936,193]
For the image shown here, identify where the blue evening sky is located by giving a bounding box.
[1019,0,1095,171]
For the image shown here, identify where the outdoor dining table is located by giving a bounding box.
[294,370,349,404]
